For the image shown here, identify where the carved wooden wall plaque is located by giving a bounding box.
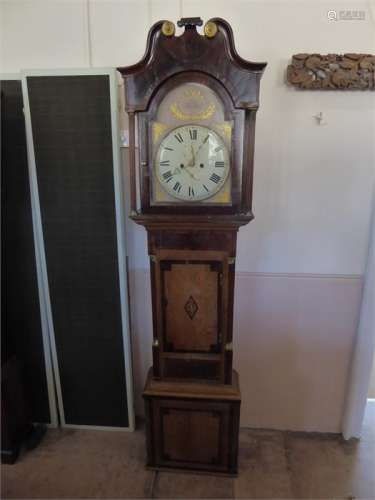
[287,53,375,90]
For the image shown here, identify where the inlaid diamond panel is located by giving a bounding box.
[184,295,199,320]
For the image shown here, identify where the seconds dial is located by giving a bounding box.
[155,125,230,201]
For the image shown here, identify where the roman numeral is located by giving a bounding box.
[215,161,225,168]
[160,160,170,166]
[203,135,209,143]
[173,181,182,193]
[215,146,222,152]
[188,187,195,197]
[162,171,173,182]
[203,184,209,192]
[174,133,183,143]
[189,129,197,140]
[210,173,221,184]
[164,147,173,151]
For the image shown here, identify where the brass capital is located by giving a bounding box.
[204,21,218,38]
[161,20,175,37]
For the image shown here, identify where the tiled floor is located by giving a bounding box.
[2,401,374,499]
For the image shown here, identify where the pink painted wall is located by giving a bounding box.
[129,269,362,432]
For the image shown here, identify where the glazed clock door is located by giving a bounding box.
[137,73,246,214]
[150,80,233,207]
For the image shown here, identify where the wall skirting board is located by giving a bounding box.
[128,269,363,433]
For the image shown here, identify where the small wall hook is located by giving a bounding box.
[313,111,326,125]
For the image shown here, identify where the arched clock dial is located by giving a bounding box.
[155,125,230,201]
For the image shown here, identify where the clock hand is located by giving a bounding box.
[185,166,200,180]
[187,144,196,167]
[194,135,209,159]
[184,168,194,179]
[191,145,196,166]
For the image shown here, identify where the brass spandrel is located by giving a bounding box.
[152,122,168,143]
[169,102,216,121]
[215,121,232,140]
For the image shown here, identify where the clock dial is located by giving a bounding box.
[155,125,229,201]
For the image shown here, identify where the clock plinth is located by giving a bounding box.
[143,368,241,475]
[118,16,266,475]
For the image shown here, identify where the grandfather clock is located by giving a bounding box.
[118,17,266,475]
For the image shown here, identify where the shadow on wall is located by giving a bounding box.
[368,355,375,398]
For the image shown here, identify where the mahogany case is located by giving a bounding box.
[118,17,266,475]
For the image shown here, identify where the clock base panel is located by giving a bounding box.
[143,368,241,475]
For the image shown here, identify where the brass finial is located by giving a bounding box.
[204,20,218,38]
[161,20,175,37]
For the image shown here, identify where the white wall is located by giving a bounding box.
[1,1,373,273]
[2,0,375,432]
